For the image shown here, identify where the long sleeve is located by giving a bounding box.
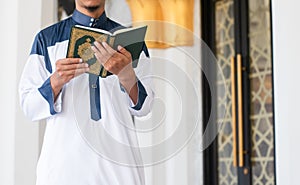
[19,33,62,122]
[125,51,155,117]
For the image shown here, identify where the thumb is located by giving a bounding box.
[118,45,131,59]
[117,45,126,52]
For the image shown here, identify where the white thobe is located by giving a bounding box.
[19,10,154,185]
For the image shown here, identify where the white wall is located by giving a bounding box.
[0,1,19,184]
[0,1,56,185]
[134,0,202,184]
[272,1,300,185]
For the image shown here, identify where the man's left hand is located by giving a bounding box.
[92,41,139,104]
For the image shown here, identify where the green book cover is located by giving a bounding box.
[66,25,147,77]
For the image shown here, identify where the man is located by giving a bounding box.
[19,0,154,184]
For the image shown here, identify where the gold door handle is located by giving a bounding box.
[237,54,244,167]
[231,56,237,167]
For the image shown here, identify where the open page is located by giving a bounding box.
[112,25,147,36]
[74,25,112,36]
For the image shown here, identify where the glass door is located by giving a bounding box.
[248,0,275,184]
[215,0,239,184]
[201,0,275,184]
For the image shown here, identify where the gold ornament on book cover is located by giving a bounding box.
[67,28,109,76]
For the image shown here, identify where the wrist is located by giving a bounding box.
[50,75,63,100]
[118,70,138,96]
[118,68,136,85]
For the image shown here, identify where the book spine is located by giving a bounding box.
[109,36,115,48]
[101,67,107,77]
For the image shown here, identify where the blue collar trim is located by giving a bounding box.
[72,9,107,27]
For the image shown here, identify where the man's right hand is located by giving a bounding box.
[50,58,89,101]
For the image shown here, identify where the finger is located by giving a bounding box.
[102,42,116,55]
[58,63,89,71]
[57,67,89,78]
[91,45,105,61]
[58,58,83,65]
[56,63,88,74]
[92,42,109,64]
[94,51,106,65]
[91,45,98,53]
[62,67,89,77]
[93,41,107,54]
[74,67,90,77]
[117,45,131,60]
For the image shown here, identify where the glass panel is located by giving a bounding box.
[215,0,238,184]
[248,0,275,184]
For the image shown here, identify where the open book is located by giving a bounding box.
[66,25,147,77]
